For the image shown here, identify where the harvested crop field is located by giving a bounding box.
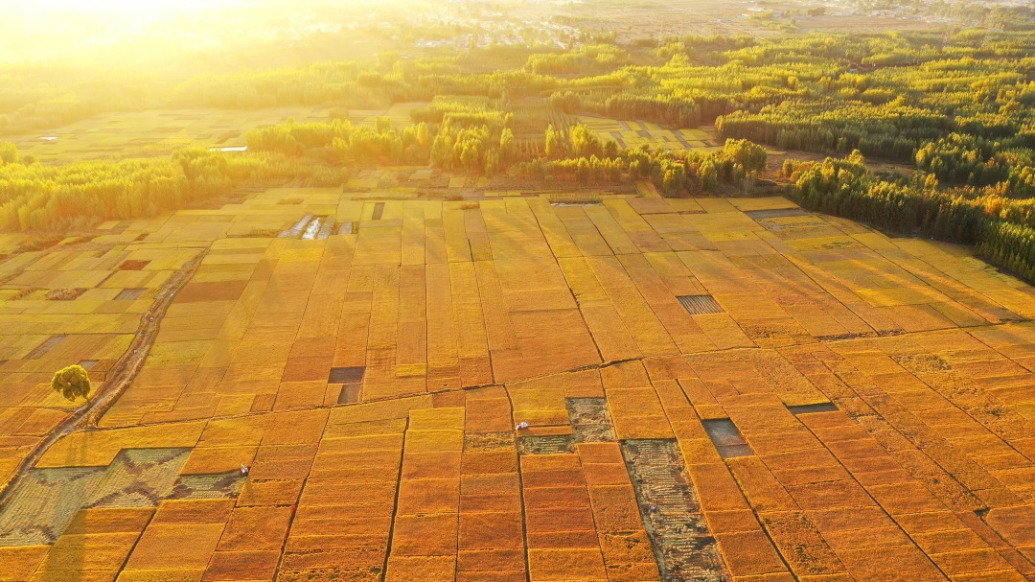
[577,116,722,154]
[2,187,1035,581]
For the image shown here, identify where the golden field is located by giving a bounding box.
[1,187,1035,581]
[575,116,723,154]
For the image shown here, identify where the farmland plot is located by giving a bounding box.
[2,187,1035,581]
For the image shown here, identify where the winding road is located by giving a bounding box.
[0,247,209,508]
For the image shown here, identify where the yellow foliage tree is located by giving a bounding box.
[52,365,92,402]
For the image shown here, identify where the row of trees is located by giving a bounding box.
[981,221,1035,284]
[524,45,628,75]
[524,125,767,194]
[246,118,434,165]
[552,92,707,128]
[245,99,520,176]
[717,101,953,161]
[0,142,342,231]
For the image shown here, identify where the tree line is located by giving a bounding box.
[789,151,1035,284]
[0,142,342,231]
[244,100,518,176]
[522,124,767,194]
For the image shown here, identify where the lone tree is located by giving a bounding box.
[52,365,92,402]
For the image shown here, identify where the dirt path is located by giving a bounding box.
[0,248,209,508]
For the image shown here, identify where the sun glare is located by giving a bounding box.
[33,0,203,15]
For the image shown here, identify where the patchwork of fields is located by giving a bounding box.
[2,187,1035,581]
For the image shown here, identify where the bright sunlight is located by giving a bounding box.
[32,0,211,12]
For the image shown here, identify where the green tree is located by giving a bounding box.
[499,128,515,163]
[0,141,17,165]
[52,364,92,402]
[416,122,431,148]
[545,125,561,159]
[570,124,601,158]
[662,168,682,194]
[782,159,795,177]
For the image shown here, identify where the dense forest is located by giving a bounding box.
[3,17,1035,280]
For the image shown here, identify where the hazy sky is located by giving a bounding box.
[0,0,388,64]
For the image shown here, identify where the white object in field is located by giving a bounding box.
[240,465,250,476]
[515,421,529,430]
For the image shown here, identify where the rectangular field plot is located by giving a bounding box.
[677,294,725,315]
[576,116,721,152]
